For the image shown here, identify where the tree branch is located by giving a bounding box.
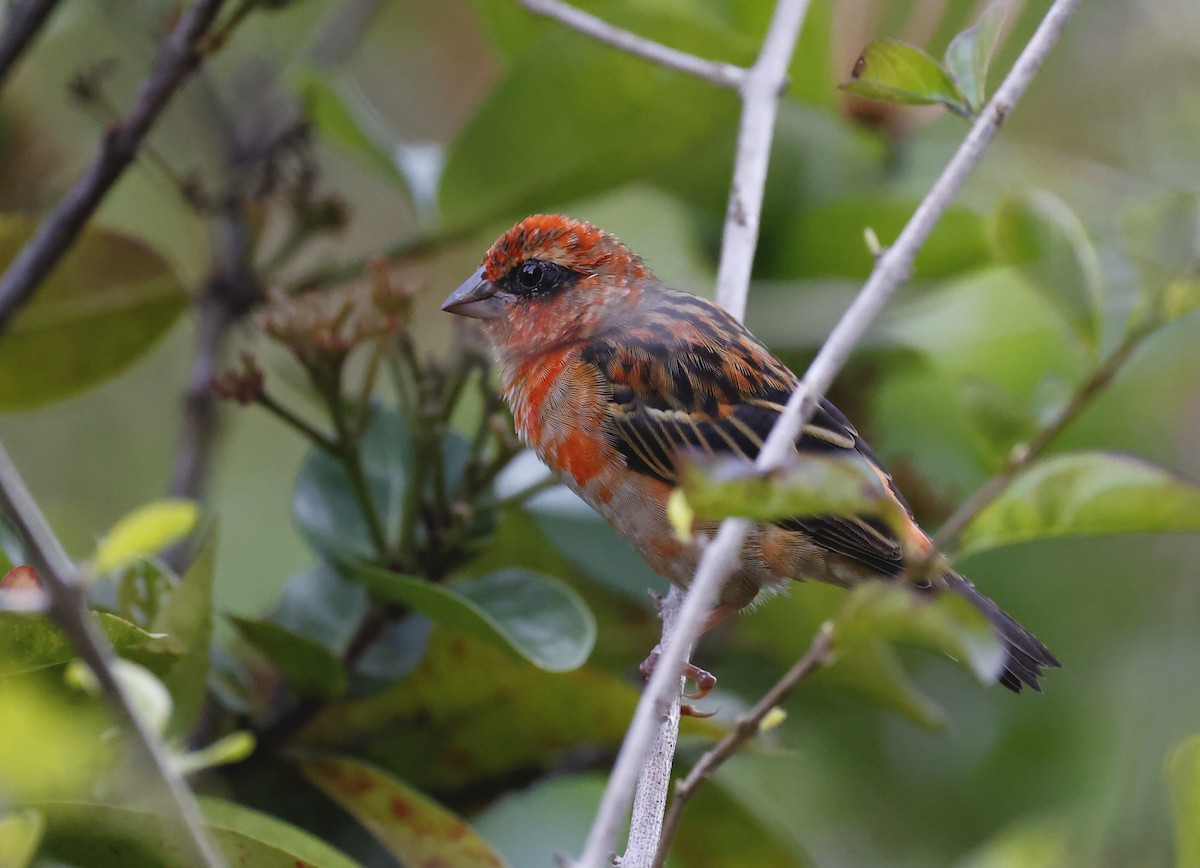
[0,0,63,87]
[713,0,814,320]
[0,0,229,335]
[520,0,747,90]
[0,443,226,868]
[576,0,1083,864]
[652,623,834,866]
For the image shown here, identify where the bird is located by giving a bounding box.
[442,214,1059,696]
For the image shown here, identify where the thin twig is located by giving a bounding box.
[576,0,1083,864]
[0,0,230,334]
[0,0,63,87]
[652,624,835,867]
[713,0,814,320]
[908,319,1152,578]
[0,443,226,868]
[520,0,748,90]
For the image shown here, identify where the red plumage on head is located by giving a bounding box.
[481,215,648,284]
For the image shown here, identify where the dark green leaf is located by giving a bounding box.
[297,70,408,193]
[297,629,721,791]
[34,798,359,868]
[440,35,736,227]
[678,453,909,540]
[0,611,160,677]
[960,376,1039,470]
[1168,735,1200,868]
[0,217,186,410]
[992,192,1103,353]
[958,452,1200,559]
[293,406,411,561]
[735,584,945,728]
[839,39,967,113]
[0,809,42,868]
[834,582,1004,684]
[944,2,1006,113]
[298,755,507,867]
[230,616,347,700]
[273,563,368,653]
[346,565,595,672]
[149,526,217,735]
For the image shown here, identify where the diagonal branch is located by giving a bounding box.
[520,0,747,89]
[0,0,230,335]
[576,0,1084,864]
[0,443,226,868]
[0,0,64,88]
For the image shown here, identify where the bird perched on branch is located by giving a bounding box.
[442,214,1059,697]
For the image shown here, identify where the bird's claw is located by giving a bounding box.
[680,702,718,719]
[639,646,717,707]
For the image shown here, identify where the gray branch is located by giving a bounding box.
[0,443,226,868]
[0,0,64,87]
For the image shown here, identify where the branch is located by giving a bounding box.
[908,317,1153,578]
[652,623,834,866]
[713,0,814,320]
[0,443,226,868]
[576,0,1083,863]
[0,0,63,87]
[520,0,747,90]
[0,0,229,335]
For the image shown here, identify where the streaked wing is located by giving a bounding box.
[580,289,911,577]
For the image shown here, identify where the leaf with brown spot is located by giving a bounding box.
[297,755,508,868]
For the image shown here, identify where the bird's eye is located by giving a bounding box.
[517,260,545,292]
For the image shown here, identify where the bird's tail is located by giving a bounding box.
[942,573,1061,693]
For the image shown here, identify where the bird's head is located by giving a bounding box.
[441,215,651,358]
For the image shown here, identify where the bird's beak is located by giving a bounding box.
[441,266,504,320]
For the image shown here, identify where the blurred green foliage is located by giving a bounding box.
[1,0,1199,866]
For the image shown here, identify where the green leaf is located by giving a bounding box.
[958,819,1074,868]
[960,376,1039,470]
[1168,735,1200,868]
[297,69,408,193]
[991,192,1104,353]
[833,582,1004,684]
[678,453,909,539]
[33,798,359,867]
[273,563,369,653]
[92,499,199,575]
[958,452,1200,559]
[839,39,968,113]
[440,34,736,228]
[734,584,945,728]
[0,809,43,868]
[149,526,217,736]
[293,406,410,562]
[346,565,595,672]
[770,199,991,282]
[229,615,347,699]
[0,217,186,411]
[174,730,256,776]
[298,755,508,867]
[0,678,107,799]
[0,611,160,677]
[1120,194,1200,328]
[297,629,721,792]
[944,2,1007,113]
[66,657,173,737]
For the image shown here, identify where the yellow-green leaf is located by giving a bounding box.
[0,809,43,868]
[957,452,1200,559]
[298,755,508,867]
[92,499,200,575]
[944,2,1007,113]
[1168,734,1200,868]
[839,39,967,113]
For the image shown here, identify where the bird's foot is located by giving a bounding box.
[639,644,717,715]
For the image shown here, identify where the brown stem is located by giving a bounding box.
[0,0,63,88]
[0,0,232,333]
